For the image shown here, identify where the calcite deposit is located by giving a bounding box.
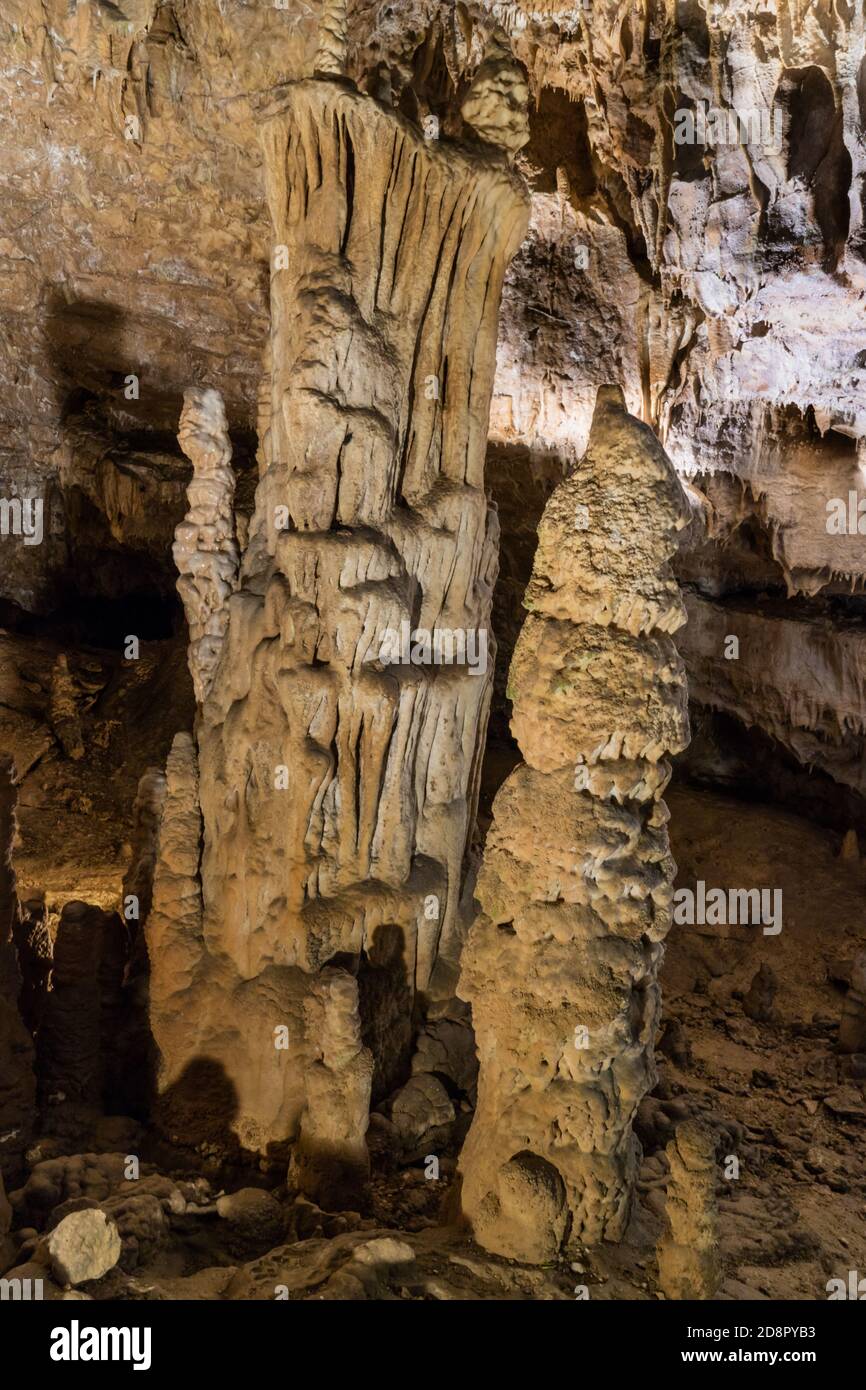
[657,1121,721,1301]
[458,386,689,1259]
[146,31,530,1188]
[174,388,240,706]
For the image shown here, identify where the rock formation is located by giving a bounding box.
[657,1121,721,1301]
[458,387,690,1260]
[13,895,52,1038]
[174,388,240,707]
[1,0,865,1311]
[49,654,85,761]
[678,590,866,800]
[287,967,373,1208]
[0,758,35,1175]
[144,733,206,1136]
[460,28,530,160]
[115,767,168,1114]
[743,963,779,1024]
[123,768,168,934]
[146,47,530,1190]
[839,951,866,1055]
[314,0,348,78]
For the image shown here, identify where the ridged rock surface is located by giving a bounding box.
[174,387,240,706]
[147,71,529,1185]
[458,387,690,1259]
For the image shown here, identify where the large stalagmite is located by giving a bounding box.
[147,45,529,1194]
[458,387,690,1260]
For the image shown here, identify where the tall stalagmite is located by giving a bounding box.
[147,38,530,1197]
[174,388,240,707]
[459,387,690,1260]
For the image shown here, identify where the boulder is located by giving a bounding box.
[46,1208,121,1286]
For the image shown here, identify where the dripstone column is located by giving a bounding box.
[459,387,690,1259]
[147,28,529,1199]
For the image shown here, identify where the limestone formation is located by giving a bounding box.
[115,766,168,1113]
[657,1122,721,1301]
[144,732,206,1133]
[147,64,530,1184]
[743,963,779,1024]
[314,0,348,78]
[460,29,530,159]
[13,895,52,1037]
[839,951,866,1055]
[0,757,35,1172]
[174,388,240,706]
[123,768,167,932]
[49,654,85,761]
[839,829,860,864]
[3,0,866,1308]
[1,7,864,817]
[678,590,866,800]
[458,387,690,1259]
[287,968,373,1208]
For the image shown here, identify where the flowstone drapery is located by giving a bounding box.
[147,33,529,1200]
[458,387,690,1260]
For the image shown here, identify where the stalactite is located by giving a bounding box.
[460,27,530,159]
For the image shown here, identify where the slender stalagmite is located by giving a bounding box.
[174,388,239,706]
[459,386,690,1260]
[657,1121,721,1300]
